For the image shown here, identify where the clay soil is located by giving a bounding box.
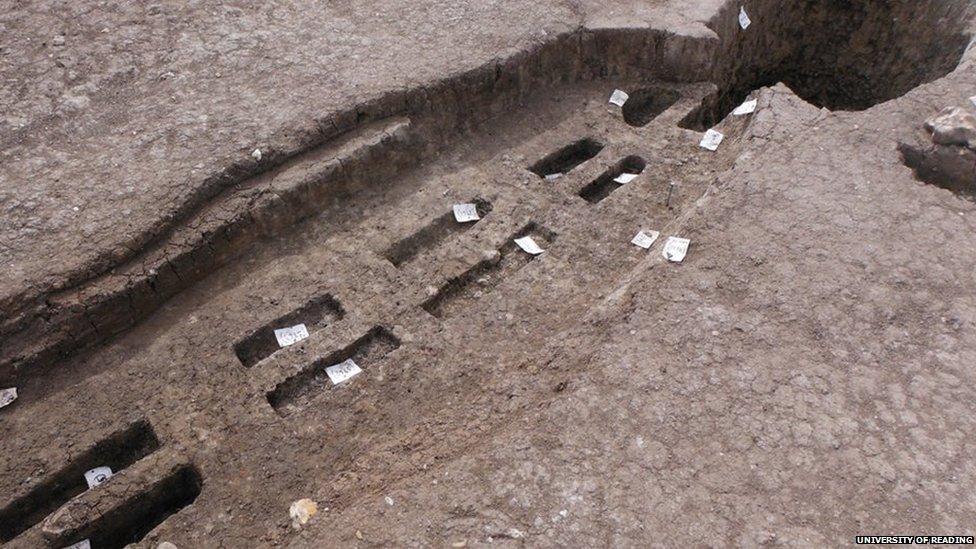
[2,1,976,548]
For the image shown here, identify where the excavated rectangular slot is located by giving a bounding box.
[528,138,605,178]
[383,199,493,267]
[622,87,682,127]
[267,326,400,415]
[0,420,161,542]
[422,223,557,319]
[60,465,202,549]
[578,156,647,204]
[233,294,345,368]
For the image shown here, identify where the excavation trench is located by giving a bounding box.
[0,421,160,542]
[1,0,973,397]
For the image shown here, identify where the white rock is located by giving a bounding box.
[289,498,318,528]
[924,106,976,149]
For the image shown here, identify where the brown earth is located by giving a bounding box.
[1,0,976,547]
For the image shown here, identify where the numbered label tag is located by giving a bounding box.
[631,230,660,250]
[614,173,640,184]
[739,6,751,29]
[0,387,17,409]
[66,540,91,549]
[662,237,691,263]
[732,99,757,115]
[84,466,113,489]
[514,236,545,255]
[609,89,630,107]
[544,173,562,181]
[453,203,480,223]
[326,359,362,385]
[699,129,724,151]
[274,323,309,348]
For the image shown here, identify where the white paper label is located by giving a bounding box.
[662,237,691,262]
[0,387,17,409]
[514,236,545,255]
[453,203,480,223]
[545,173,562,181]
[84,466,113,489]
[739,6,751,29]
[614,173,640,184]
[699,129,724,151]
[66,540,91,549]
[609,89,629,107]
[326,358,362,385]
[274,323,309,348]
[631,230,661,250]
[732,99,757,115]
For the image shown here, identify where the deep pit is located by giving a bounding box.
[681,0,973,130]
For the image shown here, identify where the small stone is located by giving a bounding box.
[52,35,65,46]
[924,106,976,149]
[355,530,364,540]
[158,543,178,549]
[384,496,394,506]
[251,148,262,161]
[289,498,317,529]
[452,542,467,548]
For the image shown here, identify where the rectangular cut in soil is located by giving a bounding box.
[622,87,681,127]
[266,326,400,415]
[578,156,647,204]
[60,465,203,549]
[422,223,557,319]
[528,138,605,178]
[0,420,161,542]
[234,294,345,367]
[383,199,493,267]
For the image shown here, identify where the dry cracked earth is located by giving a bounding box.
[1,1,976,548]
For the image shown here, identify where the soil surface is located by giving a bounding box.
[2,1,976,547]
